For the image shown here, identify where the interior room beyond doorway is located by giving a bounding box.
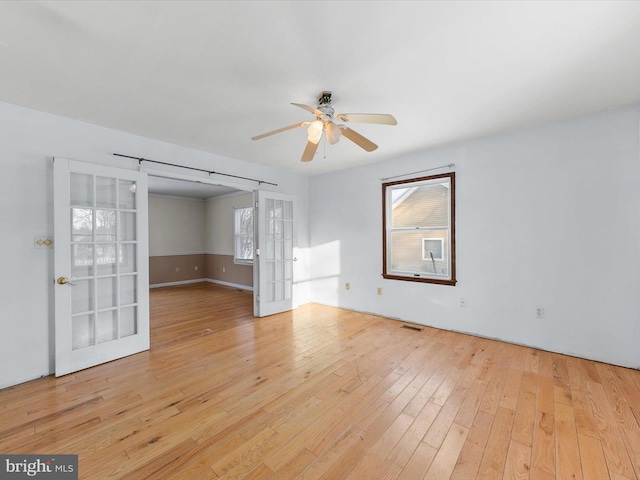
[147,176,254,291]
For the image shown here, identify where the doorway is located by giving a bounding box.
[147,175,255,293]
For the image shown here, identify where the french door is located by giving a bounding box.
[254,191,296,317]
[53,158,149,376]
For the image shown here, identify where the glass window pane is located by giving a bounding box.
[275,199,284,219]
[234,207,254,262]
[120,275,136,306]
[72,279,94,314]
[97,277,117,309]
[97,310,117,344]
[266,239,275,260]
[265,262,274,282]
[274,220,283,238]
[390,230,449,277]
[285,259,293,280]
[391,180,450,229]
[275,281,283,301]
[96,176,117,208]
[72,314,94,350]
[119,180,136,210]
[120,307,137,338]
[275,261,283,281]
[119,212,136,241]
[274,239,283,260]
[96,244,117,275]
[265,283,274,303]
[71,244,93,277]
[70,173,93,207]
[71,208,93,242]
[266,198,274,217]
[119,244,137,274]
[95,209,116,241]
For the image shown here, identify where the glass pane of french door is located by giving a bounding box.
[69,174,139,348]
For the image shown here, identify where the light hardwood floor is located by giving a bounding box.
[1,282,640,479]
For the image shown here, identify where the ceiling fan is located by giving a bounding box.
[251,91,397,162]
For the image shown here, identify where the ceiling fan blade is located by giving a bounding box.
[301,141,318,162]
[251,122,306,141]
[341,127,378,152]
[336,113,397,125]
[291,102,323,117]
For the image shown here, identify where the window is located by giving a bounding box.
[422,238,444,261]
[234,206,254,265]
[382,172,456,285]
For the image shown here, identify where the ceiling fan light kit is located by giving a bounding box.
[251,91,397,162]
[307,120,323,144]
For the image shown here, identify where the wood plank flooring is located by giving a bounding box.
[1,282,640,479]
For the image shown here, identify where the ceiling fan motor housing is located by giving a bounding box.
[317,91,335,117]
[319,91,333,105]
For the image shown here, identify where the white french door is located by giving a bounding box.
[254,190,296,317]
[53,158,149,376]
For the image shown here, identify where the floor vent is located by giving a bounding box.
[401,325,424,332]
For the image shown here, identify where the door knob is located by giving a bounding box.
[56,276,76,286]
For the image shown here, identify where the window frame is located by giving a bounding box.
[382,172,456,285]
[233,205,254,265]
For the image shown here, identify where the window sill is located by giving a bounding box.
[233,259,254,266]
[382,273,456,286]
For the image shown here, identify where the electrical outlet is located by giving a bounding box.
[377,287,382,295]
[175,267,179,272]
[222,267,226,273]
[535,306,545,318]
[459,298,467,307]
[194,266,198,271]
[345,283,350,290]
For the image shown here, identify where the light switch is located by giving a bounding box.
[34,236,53,249]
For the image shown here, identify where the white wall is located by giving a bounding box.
[149,195,206,255]
[205,192,253,255]
[309,104,640,369]
[0,101,310,389]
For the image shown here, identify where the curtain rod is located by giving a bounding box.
[381,163,455,182]
[112,153,278,187]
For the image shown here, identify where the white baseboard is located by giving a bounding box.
[150,278,253,291]
[149,279,207,289]
[206,278,254,292]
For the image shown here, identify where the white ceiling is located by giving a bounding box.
[1,1,640,176]
[147,175,240,199]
